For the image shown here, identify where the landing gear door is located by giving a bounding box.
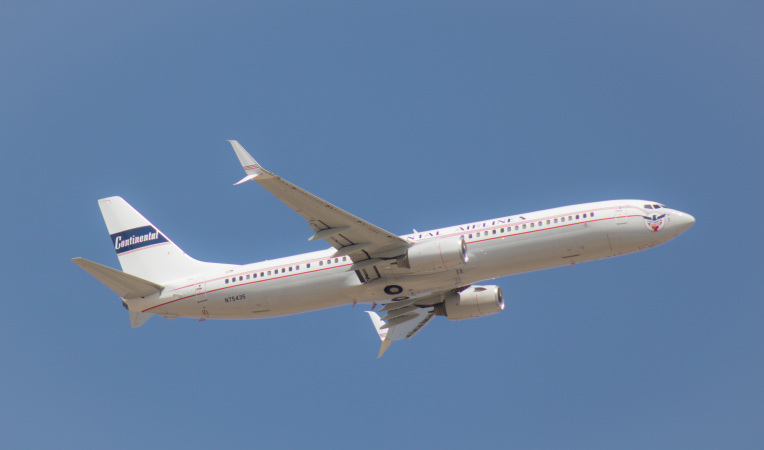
[195,282,207,303]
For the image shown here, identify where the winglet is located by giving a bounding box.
[366,311,393,358]
[228,140,269,184]
[378,339,393,358]
[234,174,259,186]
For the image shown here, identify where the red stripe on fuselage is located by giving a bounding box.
[143,207,645,313]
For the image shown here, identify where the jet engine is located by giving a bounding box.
[399,236,468,272]
[434,285,504,320]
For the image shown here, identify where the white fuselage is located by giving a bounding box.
[129,200,693,320]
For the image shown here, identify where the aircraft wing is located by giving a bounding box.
[367,307,435,358]
[229,141,409,278]
[365,287,474,357]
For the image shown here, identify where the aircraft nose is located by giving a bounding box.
[672,210,695,232]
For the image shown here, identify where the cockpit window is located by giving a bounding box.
[644,204,653,209]
[653,204,662,209]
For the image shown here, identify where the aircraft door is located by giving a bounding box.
[615,209,628,225]
[195,282,207,303]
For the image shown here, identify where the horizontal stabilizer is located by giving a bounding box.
[72,257,164,299]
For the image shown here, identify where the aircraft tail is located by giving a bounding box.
[98,197,225,282]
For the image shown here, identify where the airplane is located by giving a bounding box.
[73,141,695,357]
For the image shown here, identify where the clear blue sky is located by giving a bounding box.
[2,2,761,448]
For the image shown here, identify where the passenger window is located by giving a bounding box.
[296,265,300,270]
[522,224,526,229]
[500,228,504,233]
[239,276,243,281]
[468,234,472,238]
[246,274,250,280]
[591,212,594,217]
[267,271,271,276]
[569,216,572,221]
[334,258,339,263]
[515,226,519,230]
[307,263,310,269]
[582,213,586,218]
[576,215,579,220]
[546,220,550,225]
[561,217,565,222]
[538,221,542,226]
[319,261,323,266]
[342,257,346,262]
[554,218,558,223]
[289,267,293,272]
[531,223,534,228]
[225,279,229,284]
[493,230,496,234]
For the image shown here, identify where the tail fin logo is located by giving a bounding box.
[111,226,168,254]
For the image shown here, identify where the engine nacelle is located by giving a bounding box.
[435,285,505,320]
[400,236,468,272]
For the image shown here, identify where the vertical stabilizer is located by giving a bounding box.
[98,197,225,282]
